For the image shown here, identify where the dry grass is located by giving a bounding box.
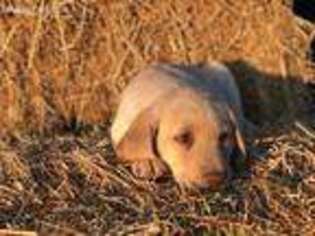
[0,122,315,235]
[0,0,314,235]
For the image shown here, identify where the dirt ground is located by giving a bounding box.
[0,0,314,235]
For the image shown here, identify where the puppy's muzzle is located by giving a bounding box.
[194,171,229,190]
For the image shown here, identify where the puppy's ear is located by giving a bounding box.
[227,108,247,159]
[114,106,161,163]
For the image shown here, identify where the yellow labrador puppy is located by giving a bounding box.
[111,62,246,189]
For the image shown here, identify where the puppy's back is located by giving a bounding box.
[157,63,242,115]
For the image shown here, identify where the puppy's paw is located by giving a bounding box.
[131,159,168,180]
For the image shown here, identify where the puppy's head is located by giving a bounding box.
[156,89,246,189]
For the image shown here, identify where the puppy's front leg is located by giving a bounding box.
[130,159,168,180]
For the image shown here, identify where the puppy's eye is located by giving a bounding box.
[219,131,229,144]
[174,131,194,149]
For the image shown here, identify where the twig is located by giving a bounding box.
[0,229,37,236]
[295,121,315,140]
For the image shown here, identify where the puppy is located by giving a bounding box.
[111,62,246,189]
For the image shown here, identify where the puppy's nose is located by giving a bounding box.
[204,171,226,179]
[203,171,227,186]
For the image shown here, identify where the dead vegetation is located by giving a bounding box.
[0,0,314,235]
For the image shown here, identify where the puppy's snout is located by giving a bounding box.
[199,160,232,189]
[194,172,226,190]
[204,170,226,178]
[207,155,226,172]
[204,170,227,182]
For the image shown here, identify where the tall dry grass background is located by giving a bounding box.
[0,0,314,235]
[0,0,313,136]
